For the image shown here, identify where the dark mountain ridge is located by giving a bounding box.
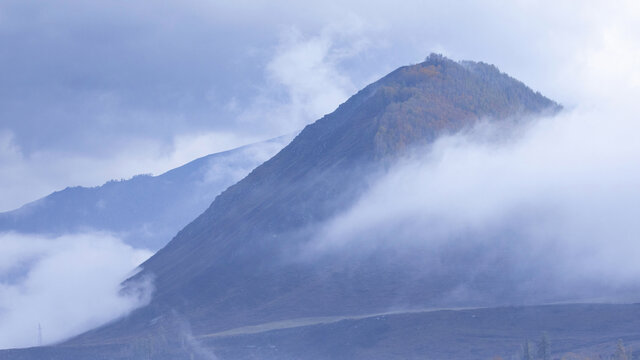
[59,54,562,351]
[149,54,558,271]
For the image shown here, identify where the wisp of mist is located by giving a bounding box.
[306,103,640,304]
[0,232,153,349]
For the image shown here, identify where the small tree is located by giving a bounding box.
[614,339,631,360]
[536,332,550,360]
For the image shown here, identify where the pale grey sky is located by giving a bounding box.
[1,0,639,211]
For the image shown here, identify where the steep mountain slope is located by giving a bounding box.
[62,54,561,350]
[146,54,557,286]
[0,137,290,250]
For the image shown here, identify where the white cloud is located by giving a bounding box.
[201,135,295,184]
[235,18,377,136]
[0,232,153,349]
[265,3,640,302]
[305,99,640,299]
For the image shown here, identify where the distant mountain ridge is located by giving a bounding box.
[0,136,291,250]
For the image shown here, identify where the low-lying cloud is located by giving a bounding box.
[0,232,153,349]
[306,102,640,303]
[200,135,295,185]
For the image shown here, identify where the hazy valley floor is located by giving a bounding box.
[3,303,640,360]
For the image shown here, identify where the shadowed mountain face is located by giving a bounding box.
[69,54,560,346]
[0,137,290,250]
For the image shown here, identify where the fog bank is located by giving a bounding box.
[0,232,153,349]
[307,103,640,302]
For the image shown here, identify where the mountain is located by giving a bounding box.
[0,137,291,250]
[1,54,564,358]
[70,54,559,342]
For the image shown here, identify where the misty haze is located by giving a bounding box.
[1,1,640,360]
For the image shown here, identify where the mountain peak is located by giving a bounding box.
[139,55,560,294]
[294,54,558,163]
[68,57,561,347]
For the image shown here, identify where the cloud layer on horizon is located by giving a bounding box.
[305,98,640,303]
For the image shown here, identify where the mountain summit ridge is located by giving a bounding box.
[140,53,558,282]
[69,54,561,347]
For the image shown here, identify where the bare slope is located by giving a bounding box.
[61,55,561,350]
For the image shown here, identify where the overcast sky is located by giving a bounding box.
[1,0,640,349]
[1,0,639,211]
